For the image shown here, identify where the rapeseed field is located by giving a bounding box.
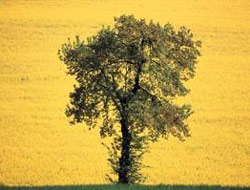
[0,0,249,186]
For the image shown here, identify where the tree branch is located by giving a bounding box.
[123,61,144,103]
[139,86,161,103]
[100,69,122,99]
[98,83,122,114]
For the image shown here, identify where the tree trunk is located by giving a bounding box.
[118,108,131,184]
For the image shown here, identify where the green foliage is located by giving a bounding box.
[58,15,201,184]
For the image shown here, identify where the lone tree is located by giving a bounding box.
[58,15,201,184]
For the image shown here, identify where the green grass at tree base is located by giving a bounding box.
[0,185,249,190]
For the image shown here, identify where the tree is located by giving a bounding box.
[58,15,201,184]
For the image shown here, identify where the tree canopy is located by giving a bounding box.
[58,15,201,184]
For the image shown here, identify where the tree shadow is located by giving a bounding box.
[0,184,249,190]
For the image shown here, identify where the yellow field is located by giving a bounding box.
[0,0,250,186]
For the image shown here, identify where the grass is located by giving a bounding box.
[0,185,249,190]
